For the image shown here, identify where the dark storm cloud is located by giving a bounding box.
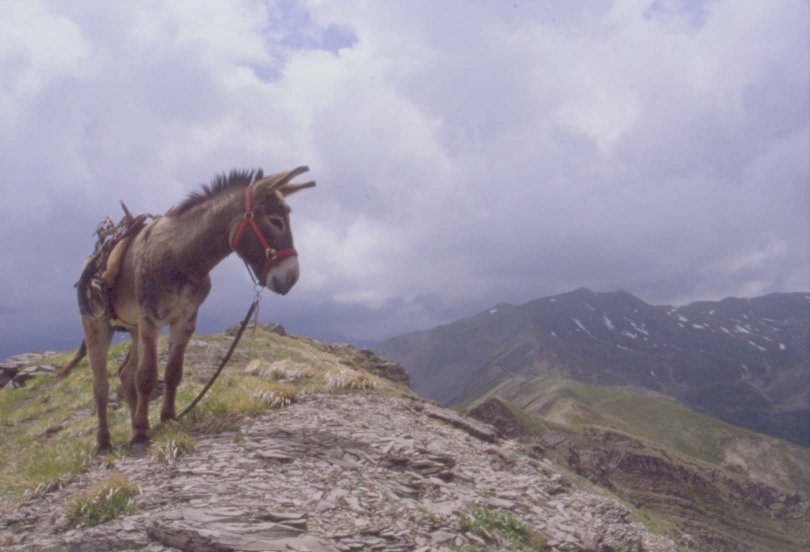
[0,0,807,357]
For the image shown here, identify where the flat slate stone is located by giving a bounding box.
[423,405,499,443]
[147,517,328,552]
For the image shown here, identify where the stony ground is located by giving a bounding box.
[1,390,685,551]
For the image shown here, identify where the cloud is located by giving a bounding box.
[0,0,807,357]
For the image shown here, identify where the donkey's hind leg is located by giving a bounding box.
[132,319,159,448]
[81,317,114,453]
[161,313,197,422]
[118,332,139,421]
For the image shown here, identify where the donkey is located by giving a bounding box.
[62,166,315,453]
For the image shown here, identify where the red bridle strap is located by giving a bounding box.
[231,185,297,282]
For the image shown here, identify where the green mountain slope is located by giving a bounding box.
[485,375,810,495]
[466,376,810,551]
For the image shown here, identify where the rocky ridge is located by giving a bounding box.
[0,338,683,551]
[0,351,58,389]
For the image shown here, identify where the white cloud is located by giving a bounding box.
[0,2,91,106]
[0,0,807,354]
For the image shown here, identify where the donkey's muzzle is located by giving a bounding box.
[266,259,299,295]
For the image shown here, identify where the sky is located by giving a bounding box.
[1,0,808,358]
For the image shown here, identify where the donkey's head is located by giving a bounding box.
[229,166,315,295]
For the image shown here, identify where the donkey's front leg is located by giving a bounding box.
[81,317,113,453]
[161,313,197,422]
[132,319,159,446]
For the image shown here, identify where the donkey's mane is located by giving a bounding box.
[169,168,264,216]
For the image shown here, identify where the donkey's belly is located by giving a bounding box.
[111,300,139,330]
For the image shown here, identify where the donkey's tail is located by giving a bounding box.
[55,340,87,380]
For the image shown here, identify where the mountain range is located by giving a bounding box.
[377,287,810,447]
[376,288,810,549]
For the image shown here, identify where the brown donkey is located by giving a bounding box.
[64,167,315,453]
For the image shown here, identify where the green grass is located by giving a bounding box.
[65,471,139,527]
[0,328,406,500]
[150,422,197,464]
[459,506,547,550]
[18,440,96,496]
[182,374,299,432]
[630,507,679,537]
[0,351,98,497]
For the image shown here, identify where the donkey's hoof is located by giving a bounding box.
[96,445,114,457]
[130,439,151,458]
[96,434,113,455]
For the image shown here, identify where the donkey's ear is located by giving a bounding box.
[279,181,316,197]
[253,166,309,201]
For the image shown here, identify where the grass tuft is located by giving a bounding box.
[151,423,197,464]
[324,368,377,391]
[252,388,296,409]
[245,359,313,382]
[184,375,298,432]
[459,506,547,550]
[65,472,139,527]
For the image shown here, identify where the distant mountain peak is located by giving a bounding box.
[377,289,810,447]
[568,286,597,296]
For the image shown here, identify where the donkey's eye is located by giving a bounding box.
[268,216,285,231]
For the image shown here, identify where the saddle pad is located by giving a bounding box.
[77,213,151,316]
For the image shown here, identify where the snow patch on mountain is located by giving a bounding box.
[735,324,753,335]
[748,341,767,352]
[573,318,596,339]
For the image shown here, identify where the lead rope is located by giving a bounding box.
[245,261,264,337]
[179,190,269,419]
[178,284,263,419]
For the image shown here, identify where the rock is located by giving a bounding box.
[1,393,685,552]
[423,404,499,443]
[226,322,286,337]
[540,430,569,449]
[0,365,18,388]
[1,352,58,389]
[485,497,516,509]
[256,511,307,526]
[351,349,410,387]
[147,516,331,552]
[468,397,526,439]
[313,343,411,387]
[429,529,455,544]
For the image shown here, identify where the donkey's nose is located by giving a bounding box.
[272,275,292,295]
[269,263,299,295]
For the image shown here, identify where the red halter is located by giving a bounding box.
[231,185,297,283]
